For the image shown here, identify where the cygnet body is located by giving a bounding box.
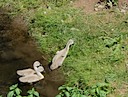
[17,61,44,83]
[50,39,74,70]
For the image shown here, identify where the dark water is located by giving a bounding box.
[0,8,65,97]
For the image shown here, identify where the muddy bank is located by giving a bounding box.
[73,0,128,13]
[73,0,99,13]
[0,8,64,97]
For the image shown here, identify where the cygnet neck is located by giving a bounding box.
[34,65,44,78]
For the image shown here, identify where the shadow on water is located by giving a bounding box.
[0,8,65,97]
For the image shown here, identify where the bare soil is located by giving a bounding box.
[0,8,64,97]
[73,0,99,13]
[73,0,128,13]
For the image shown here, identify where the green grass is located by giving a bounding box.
[0,0,128,96]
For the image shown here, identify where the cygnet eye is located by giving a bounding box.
[37,64,42,68]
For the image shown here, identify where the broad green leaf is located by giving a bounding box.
[15,88,22,95]
[96,83,109,88]
[27,88,36,95]
[56,94,62,97]
[28,94,33,97]
[66,87,73,91]
[77,94,81,97]
[33,91,39,97]
[90,89,95,94]
[65,91,70,97]
[96,88,99,94]
[80,95,87,97]
[91,85,97,89]
[84,90,89,95]
[72,92,77,97]
[58,86,65,90]
[10,84,18,90]
[32,88,35,92]
[7,91,14,97]
[99,90,107,97]
[62,90,66,93]
[27,90,33,94]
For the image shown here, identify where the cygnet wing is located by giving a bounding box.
[52,49,65,63]
[19,74,44,83]
[17,68,35,76]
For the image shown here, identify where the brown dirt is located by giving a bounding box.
[73,0,128,13]
[118,0,128,8]
[0,8,64,97]
[73,0,99,13]
[108,82,128,97]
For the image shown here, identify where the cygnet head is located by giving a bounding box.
[33,61,41,67]
[37,66,44,72]
[33,61,44,72]
[67,39,74,45]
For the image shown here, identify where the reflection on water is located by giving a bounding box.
[0,8,65,97]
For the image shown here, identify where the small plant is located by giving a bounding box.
[85,82,113,97]
[56,85,86,97]
[27,88,39,97]
[7,84,22,97]
[56,82,113,97]
[4,84,40,97]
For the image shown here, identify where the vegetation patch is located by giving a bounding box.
[56,81,113,97]
[0,84,40,97]
[0,0,128,96]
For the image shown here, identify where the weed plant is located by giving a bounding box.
[0,84,40,97]
[56,81,113,97]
